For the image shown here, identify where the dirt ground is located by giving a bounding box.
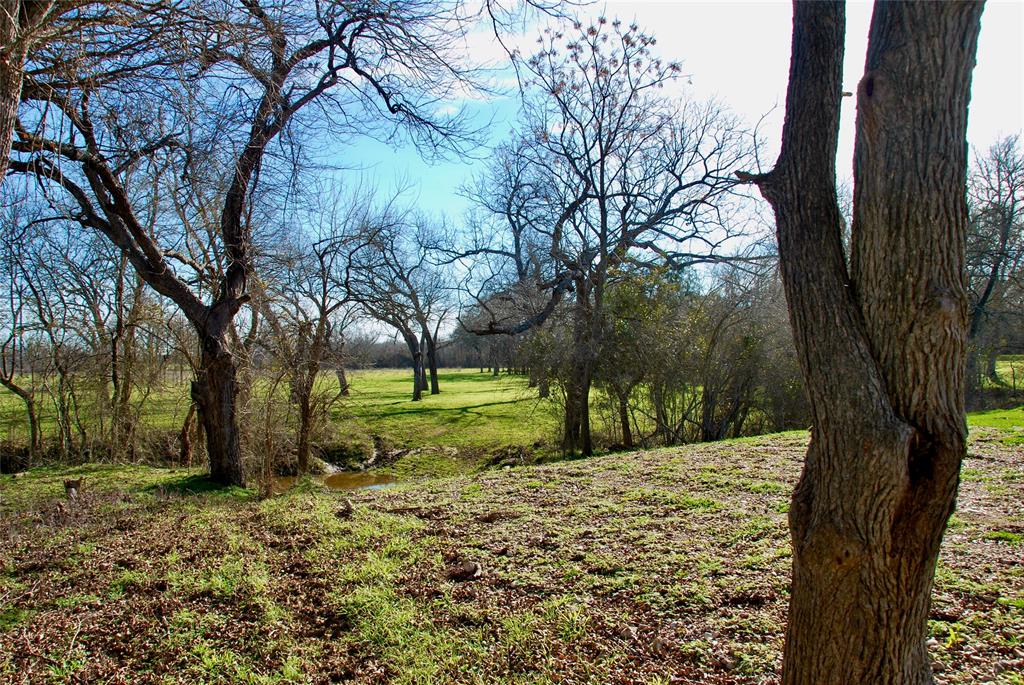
[1,429,1021,684]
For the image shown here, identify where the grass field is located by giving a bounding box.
[993,355,1024,391]
[1,425,1021,684]
[0,369,560,460]
[339,369,558,451]
[4,366,1022,468]
[969,406,1024,445]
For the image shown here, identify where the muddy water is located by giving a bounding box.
[273,472,399,493]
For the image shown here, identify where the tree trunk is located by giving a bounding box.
[0,1,57,184]
[296,392,312,475]
[651,384,670,445]
[699,388,720,442]
[423,328,440,395]
[537,374,550,399]
[179,401,196,467]
[336,366,350,397]
[965,345,982,405]
[618,390,633,449]
[985,348,1000,384]
[0,379,40,461]
[191,337,246,486]
[0,12,26,186]
[562,358,593,456]
[402,331,424,401]
[741,3,982,683]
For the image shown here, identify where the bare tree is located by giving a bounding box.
[966,134,1024,397]
[463,18,755,455]
[9,0,488,484]
[346,205,451,401]
[260,194,357,474]
[0,0,64,183]
[737,2,984,682]
[0,202,42,462]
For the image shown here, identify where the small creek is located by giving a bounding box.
[273,471,399,493]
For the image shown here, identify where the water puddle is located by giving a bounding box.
[273,472,399,493]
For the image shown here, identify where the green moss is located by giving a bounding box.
[983,530,1024,545]
[0,607,33,631]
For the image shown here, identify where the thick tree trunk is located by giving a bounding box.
[562,358,593,456]
[0,1,57,185]
[985,348,1000,384]
[741,3,982,683]
[402,331,425,401]
[191,337,246,486]
[699,388,720,442]
[0,19,26,186]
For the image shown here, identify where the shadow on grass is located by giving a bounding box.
[373,398,524,418]
[144,474,251,500]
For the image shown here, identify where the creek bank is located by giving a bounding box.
[272,470,399,493]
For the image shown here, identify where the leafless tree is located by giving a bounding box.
[259,191,359,474]
[462,18,756,455]
[8,0,494,485]
[966,134,1024,398]
[346,203,452,401]
[0,199,42,462]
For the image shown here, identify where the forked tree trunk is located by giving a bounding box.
[740,3,983,683]
[191,338,245,486]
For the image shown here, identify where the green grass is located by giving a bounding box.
[993,355,1024,390]
[1,368,561,462]
[337,369,558,452]
[4,364,1023,474]
[1,428,1020,683]
[968,405,1024,445]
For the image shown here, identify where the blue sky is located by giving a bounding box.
[318,1,1024,224]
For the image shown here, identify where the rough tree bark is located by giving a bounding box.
[192,335,245,487]
[0,1,57,184]
[738,2,983,683]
